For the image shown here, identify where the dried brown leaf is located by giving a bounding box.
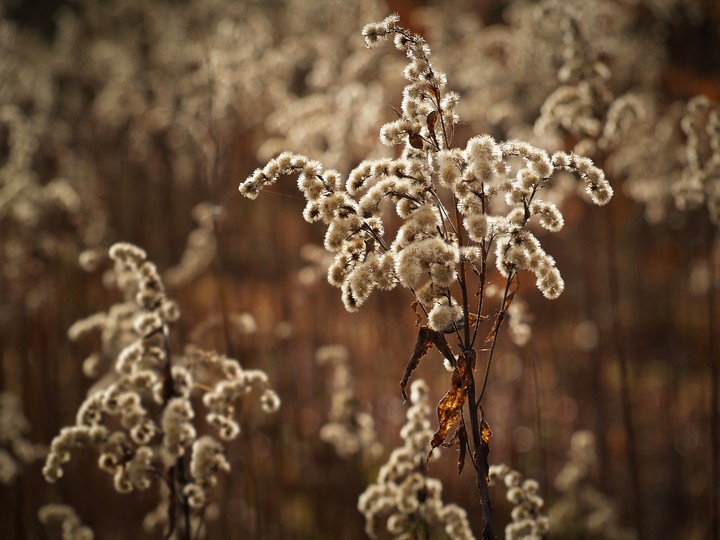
[429,330,457,366]
[400,327,434,401]
[426,110,440,148]
[400,327,457,401]
[427,110,439,131]
[481,419,492,445]
[408,132,424,150]
[429,361,467,452]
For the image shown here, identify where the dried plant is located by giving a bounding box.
[38,504,94,540]
[43,242,279,539]
[358,379,475,539]
[675,95,720,540]
[316,344,383,462]
[487,464,548,540]
[549,431,635,540]
[674,96,720,226]
[164,203,219,289]
[256,0,402,174]
[239,14,611,536]
[0,391,46,485]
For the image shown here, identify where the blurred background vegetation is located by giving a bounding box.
[1,0,719,538]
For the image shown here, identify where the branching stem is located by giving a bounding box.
[452,196,496,538]
[477,270,515,406]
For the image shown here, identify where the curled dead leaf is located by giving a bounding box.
[429,360,468,453]
[408,132,424,150]
[481,419,492,445]
[400,327,457,401]
[427,110,439,131]
[400,327,434,402]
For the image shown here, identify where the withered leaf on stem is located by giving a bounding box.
[400,326,457,401]
[478,405,492,484]
[426,110,439,131]
[401,327,434,402]
[481,419,492,445]
[478,404,492,445]
[408,131,424,150]
[429,360,468,455]
[426,110,440,148]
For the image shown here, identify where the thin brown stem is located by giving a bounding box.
[452,197,471,348]
[160,330,192,540]
[470,241,488,350]
[477,271,515,406]
[463,350,496,540]
[452,197,495,538]
[470,187,489,350]
[527,344,549,501]
[428,187,455,240]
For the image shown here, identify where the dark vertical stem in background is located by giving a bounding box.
[161,333,192,540]
[527,345,548,499]
[210,203,241,540]
[211,211,237,360]
[707,222,718,540]
[584,212,609,490]
[605,204,644,540]
[201,58,263,537]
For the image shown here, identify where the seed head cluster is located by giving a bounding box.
[357,380,475,539]
[488,463,548,540]
[549,431,636,539]
[316,345,383,461]
[239,14,612,332]
[42,242,279,524]
[674,96,720,225]
[0,391,46,485]
[38,504,94,540]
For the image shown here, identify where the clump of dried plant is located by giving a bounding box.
[549,431,635,540]
[239,14,611,536]
[488,464,548,540]
[316,344,383,462]
[38,504,94,540]
[358,379,476,539]
[43,242,279,539]
[0,391,46,485]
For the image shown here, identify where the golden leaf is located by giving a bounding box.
[429,361,468,452]
[481,419,492,445]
